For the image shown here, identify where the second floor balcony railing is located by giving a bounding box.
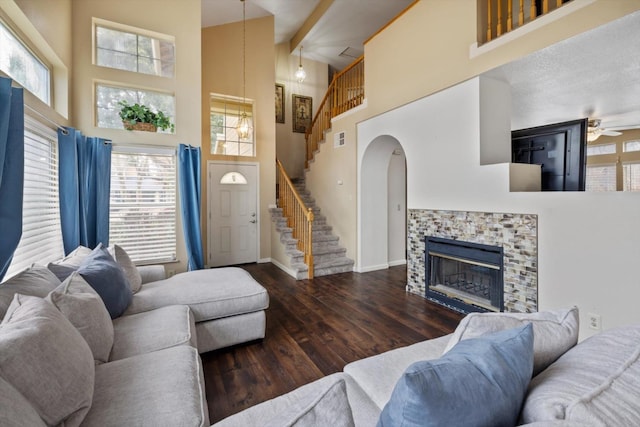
[480,0,573,44]
[305,55,364,168]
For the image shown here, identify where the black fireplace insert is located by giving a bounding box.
[425,237,504,314]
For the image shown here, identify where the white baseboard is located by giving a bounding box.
[258,258,271,264]
[388,259,407,267]
[356,263,389,273]
[270,259,298,279]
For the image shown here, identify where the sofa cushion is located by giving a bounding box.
[82,345,209,427]
[108,244,142,293]
[443,307,578,375]
[213,373,379,427]
[378,324,534,427]
[110,305,196,361]
[0,376,46,427]
[0,294,94,427]
[344,334,450,410]
[521,323,640,425]
[46,272,114,363]
[0,265,60,319]
[264,378,354,427]
[125,267,268,322]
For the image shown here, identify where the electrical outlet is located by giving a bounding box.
[587,313,602,331]
[167,270,175,278]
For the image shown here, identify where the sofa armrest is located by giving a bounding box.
[137,265,166,284]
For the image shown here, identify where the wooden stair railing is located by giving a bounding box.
[305,55,364,168]
[481,0,572,44]
[276,159,315,279]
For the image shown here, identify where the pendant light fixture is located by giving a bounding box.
[295,45,307,83]
[237,0,250,140]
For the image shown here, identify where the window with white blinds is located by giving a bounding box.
[5,116,64,279]
[109,147,177,264]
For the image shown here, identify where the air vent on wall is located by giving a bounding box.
[334,131,345,148]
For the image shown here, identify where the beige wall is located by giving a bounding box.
[365,0,640,117]
[275,42,328,179]
[201,17,276,263]
[71,0,202,273]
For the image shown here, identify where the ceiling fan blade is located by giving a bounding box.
[601,130,622,136]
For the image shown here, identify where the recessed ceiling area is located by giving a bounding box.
[201,0,413,70]
[484,11,640,133]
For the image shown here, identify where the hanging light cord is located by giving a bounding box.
[242,0,246,116]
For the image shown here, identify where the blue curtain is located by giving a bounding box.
[58,128,112,255]
[0,78,24,280]
[178,144,204,270]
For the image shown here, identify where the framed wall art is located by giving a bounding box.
[275,83,285,123]
[292,94,312,133]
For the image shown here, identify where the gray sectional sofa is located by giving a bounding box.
[0,244,269,427]
[213,307,640,427]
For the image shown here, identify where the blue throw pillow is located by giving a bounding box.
[378,324,534,427]
[76,244,132,319]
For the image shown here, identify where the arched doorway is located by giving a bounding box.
[358,135,406,272]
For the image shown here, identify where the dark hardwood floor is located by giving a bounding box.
[201,263,464,424]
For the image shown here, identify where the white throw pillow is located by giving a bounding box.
[0,294,95,427]
[108,244,142,293]
[443,307,579,375]
[46,272,115,363]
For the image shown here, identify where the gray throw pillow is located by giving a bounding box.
[108,244,142,293]
[0,376,46,427]
[46,272,115,363]
[47,246,93,279]
[521,323,640,425]
[443,307,579,375]
[0,265,60,319]
[378,324,534,427]
[0,294,94,427]
[264,378,355,427]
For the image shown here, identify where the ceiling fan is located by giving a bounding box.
[587,119,622,143]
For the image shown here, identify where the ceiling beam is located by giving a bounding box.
[289,0,334,53]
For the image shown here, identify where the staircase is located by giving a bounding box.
[271,178,354,279]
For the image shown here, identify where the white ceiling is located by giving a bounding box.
[484,11,640,132]
[201,0,413,69]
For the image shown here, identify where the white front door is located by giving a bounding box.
[208,162,258,267]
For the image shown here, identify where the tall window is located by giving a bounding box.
[94,21,175,78]
[0,20,50,104]
[210,95,255,156]
[6,116,64,278]
[587,138,640,191]
[96,83,175,132]
[109,147,177,264]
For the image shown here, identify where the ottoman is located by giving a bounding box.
[125,267,269,353]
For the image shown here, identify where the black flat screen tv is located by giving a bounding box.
[511,118,588,191]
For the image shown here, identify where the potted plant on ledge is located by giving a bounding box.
[118,100,174,133]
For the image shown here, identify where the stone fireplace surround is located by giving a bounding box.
[408,210,538,313]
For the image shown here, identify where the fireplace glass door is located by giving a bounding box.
[425,237,504,313]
